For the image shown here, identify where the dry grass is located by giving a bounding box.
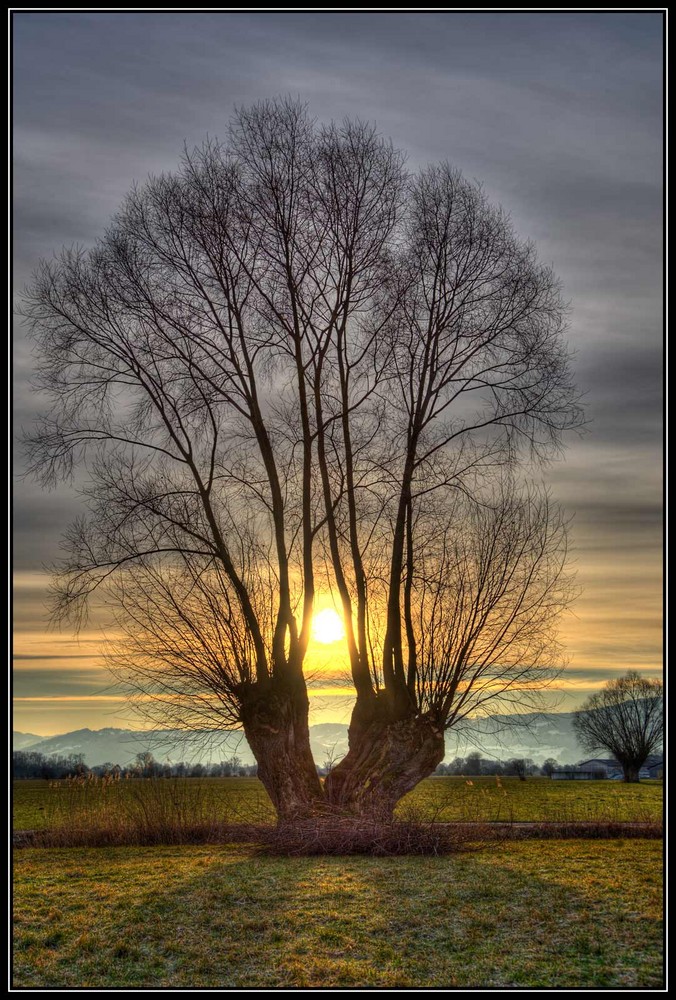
[12,775,492,852]
[14,776,273,831]
[12,775,663,849]
[15,773,272,846]
[13,776,663,833]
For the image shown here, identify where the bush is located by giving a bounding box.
[260,816,485,856]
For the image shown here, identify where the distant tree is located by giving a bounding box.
[480,759,505,776]
[541,758,559,777]
[12,751,34,779]
[447,758,465,775]
[12,750,93,779]
[224,755,244,777]
[505,757,528,780]
[68,753,87,774]
[91,761,115,777]
[573,671,662,783]
[464,752,484,775]
[133,751,158,778]
[319,744,345,778]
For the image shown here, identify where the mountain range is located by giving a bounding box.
[13,710,583,767]
[12,731,45,750]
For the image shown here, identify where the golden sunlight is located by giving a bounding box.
[312,608,345,645]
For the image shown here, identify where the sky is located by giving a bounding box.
[12,11,663,737]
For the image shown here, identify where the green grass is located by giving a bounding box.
[404,775,663,824]
[12,777,275,831]
[13,840,663,988]
[13,776,663,832]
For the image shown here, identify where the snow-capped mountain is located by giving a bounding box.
[12,711,583,767]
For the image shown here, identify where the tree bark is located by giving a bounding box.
[324,710,445,821]
[622,762,641,783]
[240,678,324,823]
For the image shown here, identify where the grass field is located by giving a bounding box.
[405,775,662,824]
[13,776,663,832]
[13,840,663,988]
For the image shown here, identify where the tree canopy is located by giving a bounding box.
[24,98,582,821]
[573,671,662,782]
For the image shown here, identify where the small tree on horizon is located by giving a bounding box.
[541,757,558,777]
[573,672,662,783]
[505,757,530,781]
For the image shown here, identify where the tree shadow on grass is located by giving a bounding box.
[12,840,663,989]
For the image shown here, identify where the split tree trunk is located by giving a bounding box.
[242,680,445,824]
[324,710,445,821]
[240,677,324,824]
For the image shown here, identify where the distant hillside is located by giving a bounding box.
[12,731,44,750]
[446,711,581,765]
[12,727,252,767]
[12,711,583,768]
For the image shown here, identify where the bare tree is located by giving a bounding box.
[573,672,662,782]
[320,162,581,817]
[541,758,559,777]
[325,479,575,815]
[23,98,581,824]
[504,758,534,781]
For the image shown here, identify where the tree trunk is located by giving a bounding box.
[240,679,324,823]
[622,762,641,783]
[324,711,445,821]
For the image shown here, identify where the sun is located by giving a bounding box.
[312,608,345,645]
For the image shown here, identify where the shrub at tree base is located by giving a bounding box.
[14,816,662,852]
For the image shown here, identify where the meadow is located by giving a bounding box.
[13,840,663,988]
[13,777,664,988]
[13,775,663,833]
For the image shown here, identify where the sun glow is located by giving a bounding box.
[312,608,345,645]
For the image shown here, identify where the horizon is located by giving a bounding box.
[15,703,587,742]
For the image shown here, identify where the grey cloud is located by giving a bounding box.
[566,499,662,531]
[556,666,662,682]
[14,654,102,660]
[12,12,662,716]
[12,483,82,571]
[13,666,116,699]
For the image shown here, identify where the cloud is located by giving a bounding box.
[12,12,663,723]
